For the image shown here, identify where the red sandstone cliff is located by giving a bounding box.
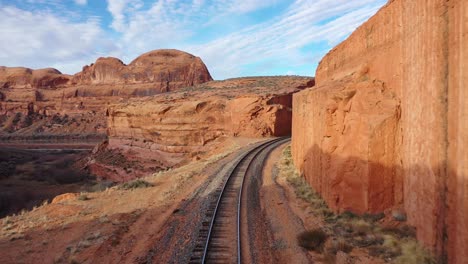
[0,49,213,138]
[291,0,467,262]
[97,77,313,181]
[70,49,212,91]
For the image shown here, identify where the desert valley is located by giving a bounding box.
[0,0,466,263]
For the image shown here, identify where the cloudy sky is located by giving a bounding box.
[0,0,386,79]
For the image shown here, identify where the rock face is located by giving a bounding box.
[293,77,400,214]
[291,0,467,262]
[0,49,213,139]
[70,49,212,91]
[0,67,70,89]
[102,76,313,180]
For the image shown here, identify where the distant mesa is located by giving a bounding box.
[0,49,214,142]
[0,49,213,91]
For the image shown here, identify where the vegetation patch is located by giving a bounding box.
[118,179,153,190]
[77,194,90,201]
[278,145,436,263]
[297,229,328,252]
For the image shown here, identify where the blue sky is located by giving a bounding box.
[0,0,386,79]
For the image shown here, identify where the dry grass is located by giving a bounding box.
[77,194,90,201]
[278,146,333,218]
[277,145,437,263]
[118,179,153,190]
[394,240,437,264]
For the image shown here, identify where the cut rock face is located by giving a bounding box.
[293,78,400,214]
[291,0,467,262]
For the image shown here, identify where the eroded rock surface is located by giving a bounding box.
[292,0,467,262]
[102,76,313,181]
[70,49,212,91]
[293,77,400,214]
[0,49,213,139]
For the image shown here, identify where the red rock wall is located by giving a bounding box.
[292,78,400,214]
[292,0,467,261]
[0,49,213,137]
[106,92,294,172]
[70,50,212,90]
[446,0,468,263]
[228,94,292,137]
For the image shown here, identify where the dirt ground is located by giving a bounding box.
[258,142,314,263]
[0,137,264,264]
[0,139,418,264]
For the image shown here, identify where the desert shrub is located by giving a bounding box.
[297,229,328,252]
[394,239,436,264]
[279,144,432,262]
[89,181,115,192]
[381,225,416,239]
[118,179,152,190]
[325,238,353,255]
[367,234,402,259]
[349,219,373,236]
[77,194,89,201]
[363,212,385,222]
[340,210,358,219]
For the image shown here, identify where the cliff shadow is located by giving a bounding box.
[298,144,466,262]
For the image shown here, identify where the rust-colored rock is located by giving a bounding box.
[51,193,79,204]
[71,49,212,91]
[292,0,467,262]
[0,67,70,89]
[0,49,213,139]
[293,77,400,214]
[446,1,468,263]
[101,76,313,181]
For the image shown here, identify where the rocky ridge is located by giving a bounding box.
[291,0,467,262]
[94,76,314,181]
[0,49,213,139]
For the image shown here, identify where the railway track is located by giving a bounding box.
[189,137,289,264]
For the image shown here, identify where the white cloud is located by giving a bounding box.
[0,0,386,77]
[107,0,143,32]
[184,0,385,78]
[0,6,115,74]
[74,0,87,5]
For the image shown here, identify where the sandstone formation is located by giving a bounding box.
[0,49,213,139]
[293,77,400,214]
[70,49,212,91]
[291,0,467,262]
[98,76,313,181]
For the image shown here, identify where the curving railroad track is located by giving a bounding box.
[189,137,290,264]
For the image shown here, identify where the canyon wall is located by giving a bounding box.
[101,77,313,181]
[0,49,213,138]
[292,0,467,262]
[447,0,467,263]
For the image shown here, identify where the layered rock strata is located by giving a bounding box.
[101,77,313,180]
[0,49,213,138]
[291,0,467,262]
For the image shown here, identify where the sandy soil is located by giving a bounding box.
[258,142,313,263]
[262,143,389,264]
[0,137,264,264]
